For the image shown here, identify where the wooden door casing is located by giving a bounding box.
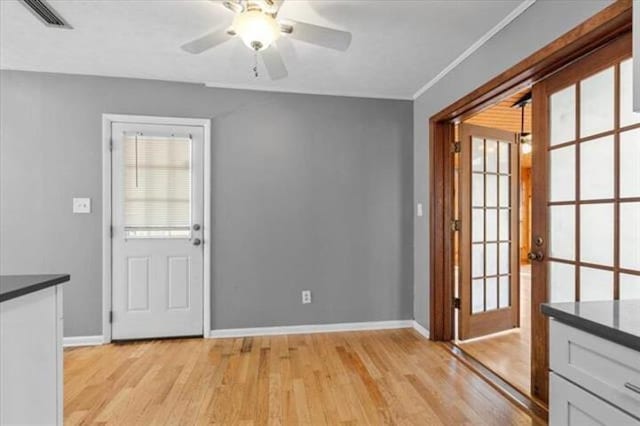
[428,1,632,408]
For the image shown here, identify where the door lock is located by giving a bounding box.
[534,236,544,247]
[192,238,202,246]
[193,224,201,231]
[527,251,544,262]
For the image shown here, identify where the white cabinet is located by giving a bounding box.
[0,285,64,425]
[550,373,638,425]
[549,319,640,426]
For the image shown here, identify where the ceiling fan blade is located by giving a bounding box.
[264,0,285,16]
[220,0,244,14]
[284,20,351,51]
[181,29,232,54]
[260,46,288,80]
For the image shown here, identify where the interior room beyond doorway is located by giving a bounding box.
[455,89,533,396]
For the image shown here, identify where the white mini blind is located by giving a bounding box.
[123,134,192,232]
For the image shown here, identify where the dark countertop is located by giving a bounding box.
[0,274,70,303]
[542,300,640,352]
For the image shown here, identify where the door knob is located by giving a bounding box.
[192,238,202,246]
[527,251,544,262]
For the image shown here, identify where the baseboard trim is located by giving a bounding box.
[63,335,104,347]
[412,321,430,339]
[63,321,429,344]
[208,320,414,338]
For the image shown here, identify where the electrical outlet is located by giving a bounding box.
[301,290,311,304]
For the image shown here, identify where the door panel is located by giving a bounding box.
[458,124,520,340]
[531,33,638,402]
[111,122,204,340]
[168,256,190,309]
[127,257,150,311]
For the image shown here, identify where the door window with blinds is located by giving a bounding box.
[547,56,640,303]
[123,133,193,239]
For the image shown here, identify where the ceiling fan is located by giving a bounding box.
[180,0,352,80]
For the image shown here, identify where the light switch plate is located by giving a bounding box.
[73,198,91,214]
[417,203,423,217]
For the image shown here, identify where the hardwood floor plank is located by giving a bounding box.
[64,329,539,425]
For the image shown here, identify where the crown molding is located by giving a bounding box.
[412,0,537,100]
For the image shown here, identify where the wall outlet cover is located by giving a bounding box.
[73,197,91,214]
[302,290,312,304]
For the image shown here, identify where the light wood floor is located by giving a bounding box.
[64,328,537,425]
[457,266,532,395]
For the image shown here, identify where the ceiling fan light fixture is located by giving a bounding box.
[233,10,280,51]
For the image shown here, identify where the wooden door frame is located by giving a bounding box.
[428,0,632,404]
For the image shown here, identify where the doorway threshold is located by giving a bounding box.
[443,342,548,424]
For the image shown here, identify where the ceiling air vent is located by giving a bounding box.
[19,0,72,29]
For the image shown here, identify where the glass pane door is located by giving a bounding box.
[458,124,519,340]
[547,57,640,304]
[531,33,635,403]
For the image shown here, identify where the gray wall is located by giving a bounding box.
[0,71,413,336]
[413,0,612,329]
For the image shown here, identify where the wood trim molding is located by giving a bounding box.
[427,0,632,405]
[530,80,549,402]
[429,121,455,341]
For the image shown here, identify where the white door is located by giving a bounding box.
[111,122,204,340]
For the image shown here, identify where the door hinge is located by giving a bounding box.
[109,137,113,152]
[452,141,461,153]
[453,297,461,309]
[110,225,114,238]
[451,219,461,232]
[109,310,113,324]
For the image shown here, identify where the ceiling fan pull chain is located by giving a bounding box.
[253,51,259,78]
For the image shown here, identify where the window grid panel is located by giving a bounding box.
[469,135,517,313]
[547,58,636,303]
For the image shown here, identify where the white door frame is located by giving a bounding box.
[101,114,211,343]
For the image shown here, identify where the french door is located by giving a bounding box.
[458,124,520,340]
[111,121,205,340]
[531,33,639,401]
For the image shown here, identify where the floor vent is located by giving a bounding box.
[20,0,72,29]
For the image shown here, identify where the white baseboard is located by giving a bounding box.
[63,335,104,347]
[412,321,430,339]
[208,320,414,338]
[63,322,429,344]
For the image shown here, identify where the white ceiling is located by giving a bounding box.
[0,0,525,100]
